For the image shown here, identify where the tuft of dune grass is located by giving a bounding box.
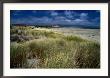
[10,42,28,68]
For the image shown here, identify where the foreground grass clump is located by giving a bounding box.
[10,26,100,68]
[10,42,28,68]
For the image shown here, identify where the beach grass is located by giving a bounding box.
[10,26,100,68]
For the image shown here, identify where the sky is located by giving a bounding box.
[10,10,100,26]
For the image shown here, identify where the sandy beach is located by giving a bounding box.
[51,27,100,43]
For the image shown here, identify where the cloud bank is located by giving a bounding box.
[10,10,100,27]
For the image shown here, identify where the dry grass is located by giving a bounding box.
[10,26,100,68]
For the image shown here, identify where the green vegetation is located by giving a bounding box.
[10,26,100,68]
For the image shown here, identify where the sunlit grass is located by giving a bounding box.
[10,26,100,68]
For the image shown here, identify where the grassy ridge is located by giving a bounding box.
[10,26,100,68]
